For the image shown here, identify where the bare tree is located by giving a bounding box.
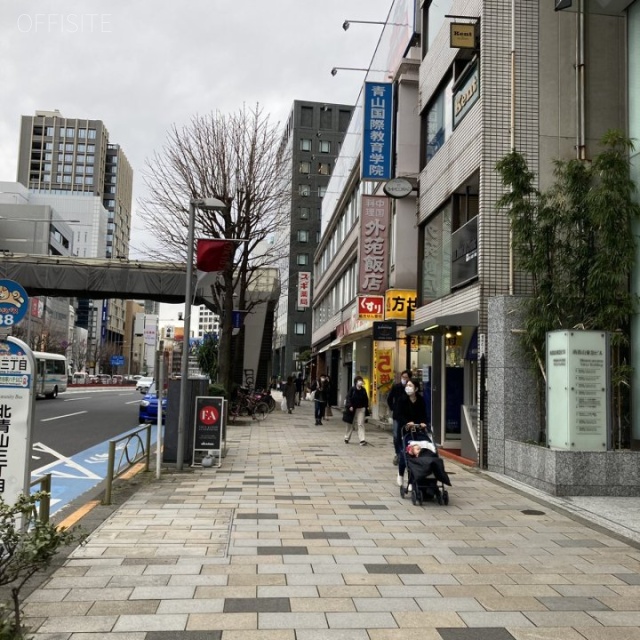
[139,104,290,393]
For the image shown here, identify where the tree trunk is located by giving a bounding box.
[217,267,235,394]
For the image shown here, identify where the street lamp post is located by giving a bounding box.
[176,197,228,471]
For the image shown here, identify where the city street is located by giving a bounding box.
[22,400,640,639]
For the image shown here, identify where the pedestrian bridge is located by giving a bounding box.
[0,253,193,304]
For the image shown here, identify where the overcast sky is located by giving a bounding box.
[0,0,391,320]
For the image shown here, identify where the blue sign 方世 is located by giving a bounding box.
[362,82,393,181]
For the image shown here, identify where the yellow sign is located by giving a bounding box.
[450,23,477,49]
[372,343,393,405]
[385,289,417,321]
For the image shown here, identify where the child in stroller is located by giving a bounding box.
[400,423,451,506]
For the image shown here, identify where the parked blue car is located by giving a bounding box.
[139,388,167,424]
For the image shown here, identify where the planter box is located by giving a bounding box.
[504,439,640,496]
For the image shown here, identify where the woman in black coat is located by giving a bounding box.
[395,380,430,487]
[344,375,369,445]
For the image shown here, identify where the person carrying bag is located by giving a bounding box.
[344,375,369,446]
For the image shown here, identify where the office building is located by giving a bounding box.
[273,100,354,379]
[17,110,133,367]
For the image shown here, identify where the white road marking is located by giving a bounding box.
[31,442,102,480]
[125,400,141,405]
[64,397,91,402]
[40,411,88,422]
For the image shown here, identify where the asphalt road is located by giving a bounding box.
[30,386,144,472]
[28,385,157,517]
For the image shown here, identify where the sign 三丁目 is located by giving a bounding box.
[0,337,35,508]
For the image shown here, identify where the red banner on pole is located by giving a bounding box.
[196,239,235,272]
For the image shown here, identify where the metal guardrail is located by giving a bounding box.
[29,473,52,524]
[103,424,152,505]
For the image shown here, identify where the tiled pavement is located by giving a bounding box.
[23,400,640,639]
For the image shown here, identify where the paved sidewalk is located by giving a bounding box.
[24,399,640,639]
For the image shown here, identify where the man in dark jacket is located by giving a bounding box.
[312,375,328,425]
[387,370,412,465]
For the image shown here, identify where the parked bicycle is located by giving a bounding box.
[229,388,269,422]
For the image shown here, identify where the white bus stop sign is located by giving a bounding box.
[0,336,36,506]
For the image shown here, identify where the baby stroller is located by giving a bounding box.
[399,424,451,506]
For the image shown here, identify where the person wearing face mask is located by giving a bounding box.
[396,380,430,488]
[344,375,370,445]
[386,370,412,465]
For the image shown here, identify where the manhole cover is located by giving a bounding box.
[521,509,545,516]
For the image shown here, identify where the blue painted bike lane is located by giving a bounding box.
[30,424,159,517]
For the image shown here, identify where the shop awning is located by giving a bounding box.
[405,310,479,336]
[315,338,342,355]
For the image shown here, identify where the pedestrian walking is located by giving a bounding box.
[284,375,297,414]
[344,375,369,445]
[387,369,412,465]
[395,379,429,488]
[311,375,328,425]
[295,372,304,406]
[324,375,333,419]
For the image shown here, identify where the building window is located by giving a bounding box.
[294,322,306,335]
[87,145,95,152]
[297,253,309,266]
[63,165,72,174]
[45,126,54,136]
[78,129,87,139]
[45,142,53,150]
[85,176,94,185]
[300,138,312,151]
[318,163,330,175]
[65,143,74,152]
[297,230,309,243]
[74,176,83,184]
[318,185,327,198]
[319,140,331,153]
[425,0,453,55]
[299,184,311,197]
[299,161,311,174]
[86,155,94,165]
[300,106,314,128]
[339,109,351,132]
[299,207,310,219]
[87,129,97,139]
[423,75,453,166]
[44,152,52,161]
[421,203,452,302]
[320,107,332,129]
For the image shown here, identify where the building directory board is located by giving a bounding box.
[547,330,610,451]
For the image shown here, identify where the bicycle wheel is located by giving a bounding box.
[239,401,250,417]
[254,402,269,421]
[266,396,276,413]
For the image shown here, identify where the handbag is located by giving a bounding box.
[280,397,288,411]
[325,405,333,418]
[342,407,354,424]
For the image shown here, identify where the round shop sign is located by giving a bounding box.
[383,178,413,199]
[0,279,29,329]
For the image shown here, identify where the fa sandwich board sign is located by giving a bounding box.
[0,279,36,508]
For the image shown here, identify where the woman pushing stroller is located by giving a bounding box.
[395,379,430,488]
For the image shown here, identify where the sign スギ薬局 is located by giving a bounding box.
[362,82,393,181]
[297,272,311,309]
[359,196,390,295]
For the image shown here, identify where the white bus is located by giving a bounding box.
[32,351,68,399]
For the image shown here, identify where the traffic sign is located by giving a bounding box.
[0,279,29,329]
[110,355,125,366]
